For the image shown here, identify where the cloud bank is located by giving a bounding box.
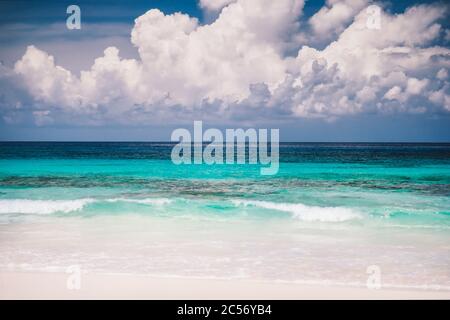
[0,0,449,126]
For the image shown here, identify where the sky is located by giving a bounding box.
[0,0,449,141]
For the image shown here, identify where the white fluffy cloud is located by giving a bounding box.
[309,0,370,41]
[129,0,303,105]
[287,4,449,118]
[1,0,449,126]
[199,0,238,12]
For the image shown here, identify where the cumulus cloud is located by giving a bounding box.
[279,3,449,118]
[199,0,238,12]
[309,0,370,42]
[0,0,449,126]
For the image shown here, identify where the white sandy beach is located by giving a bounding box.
[1,271,449,300]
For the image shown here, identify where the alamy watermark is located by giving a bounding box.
[366,265,382,289]
[170,121,279,175]
[366,5,381,30]
[66,5,81,30]
[66,264,82,290]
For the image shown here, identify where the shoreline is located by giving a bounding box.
[1,271,449,299]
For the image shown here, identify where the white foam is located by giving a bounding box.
[0,197,173,215]
[0,199,94,215]
[232,200,362,222]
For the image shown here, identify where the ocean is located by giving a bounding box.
[0,142,449,290]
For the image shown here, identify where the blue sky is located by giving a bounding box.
[0,0,449,141]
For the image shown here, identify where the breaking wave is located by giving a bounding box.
[0,199,95,215]
[232,200,362,222]
[0,197,172,214]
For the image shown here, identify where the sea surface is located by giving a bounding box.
[0,142,449,289]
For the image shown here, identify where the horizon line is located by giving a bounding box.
[1,140,449,144]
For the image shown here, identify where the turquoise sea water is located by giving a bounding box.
[0,142,449,289]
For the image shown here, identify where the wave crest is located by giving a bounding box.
[232,200,362,222]
[0,199,94,215]
[0,197,172,214]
